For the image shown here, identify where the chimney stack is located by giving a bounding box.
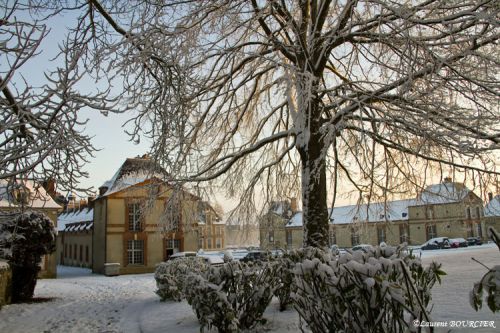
[43,178,56,197]
[88,196,96,209]
[488,192,493,202]
[290,197,298,212]
[443,177,452,183]
[99,185,109,196]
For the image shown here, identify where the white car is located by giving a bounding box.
[168,251,197,260]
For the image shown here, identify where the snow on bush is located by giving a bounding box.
[272,247,329,311]
[470,227,500,312]
[0,210,56,302]
[183,260,276,332]
[154,257,208,301]
[290,246,444,333]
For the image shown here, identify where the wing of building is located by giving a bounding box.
[260,178,494,249]
[56,156,224,275]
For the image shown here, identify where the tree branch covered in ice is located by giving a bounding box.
[7,1,498,246]
[0,1,122,192]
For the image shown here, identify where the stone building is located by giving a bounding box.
[57,199,94,268]
[92,156,223,275]
[0,180,61,278]
[260,179,488,249]
[484,193,500,233]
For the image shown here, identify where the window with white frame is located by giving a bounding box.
[128,202,142,231]
[426,224,437,240]
[286,230,292,247]
[399,224,409,244]
[216,238,222,248]
[351,229,360,246]
[328,229,336,246]
[377,226,386,244]
[127,240,144,265]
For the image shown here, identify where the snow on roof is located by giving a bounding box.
[484,195,500,217]
[0,260,9,270]
[100,157,167,197]
[58,208,93,231]
[286,199,416,227]
[0,179,61,209]
[416,181,470,205]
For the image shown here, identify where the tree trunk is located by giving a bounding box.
[298,130,329,248]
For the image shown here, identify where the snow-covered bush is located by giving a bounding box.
[223,250,233,263]
[291,246,444,333]
[0,211,56,302]
[272,247,329,311]
[470,227,500,312]
[184,260,276,332]
[154,257,208,301]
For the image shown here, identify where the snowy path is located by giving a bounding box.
[0,245,499,332]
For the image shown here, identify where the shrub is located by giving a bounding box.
[154,257,208,301]
[184,260,276,332]
[0,211,56,302]
[272,247,329,311]
[291,246,444,333]
[470,227,500,312]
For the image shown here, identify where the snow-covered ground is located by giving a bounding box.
[0,244,499,332]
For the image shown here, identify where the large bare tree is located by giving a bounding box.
[5,1,499,247]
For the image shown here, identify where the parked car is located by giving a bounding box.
[240,251,268,262]
[450,238,468,248]
[330,245,340,256]
[467,237,483,246]
[197,254,224,266]
[168,251,197,260]
[420,237,451,250]
[351,244,374,253]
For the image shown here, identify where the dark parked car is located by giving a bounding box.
[240,251,268,262]
[421,237,451,250]
[450,238,468,248]
[466,237,483,246]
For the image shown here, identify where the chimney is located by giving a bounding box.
[43,178,56,197]
[99,185,108,196]
[88,196,96,209]
[443,177,452,183]
[290,197,298,213]
[488,192,493,202]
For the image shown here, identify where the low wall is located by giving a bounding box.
[0,260,12,308]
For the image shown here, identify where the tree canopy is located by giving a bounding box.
[2,1,499,246]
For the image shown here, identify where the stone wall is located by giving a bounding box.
[0,260,12,308]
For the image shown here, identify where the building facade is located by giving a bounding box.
[92,157,223,275]
[57,200,94,268]
[260,179,490,249]
[484,194,500,233]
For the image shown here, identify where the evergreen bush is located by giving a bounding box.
[291,246,444,333]
[184,260,276,332]
[0,211,56,302]
[154,257,208,301]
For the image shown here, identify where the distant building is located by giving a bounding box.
[260,178,488,249]
[56,198,94,268]
[0,179,61,278]
[92,156,223,275]
[484,193,500,233]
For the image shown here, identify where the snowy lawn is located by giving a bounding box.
[0,244,499,333]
